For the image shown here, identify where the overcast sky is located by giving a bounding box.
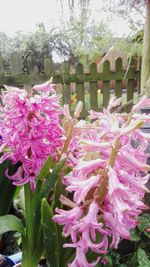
[0,0,144,37]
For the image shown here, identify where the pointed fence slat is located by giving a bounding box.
[126,58,136,112]
[115,58,123,98]
[103,61,111,107]
[89,63,98,110]
[62,63,71,107]
[0,52,141,116]
[75,63,86,118]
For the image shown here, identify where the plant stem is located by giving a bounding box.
[24,183,33,245]
[97,138,120,204]
[21,183,42,267]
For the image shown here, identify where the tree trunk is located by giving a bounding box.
[141,0,150,95]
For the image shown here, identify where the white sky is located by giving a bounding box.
[0,0,136,37]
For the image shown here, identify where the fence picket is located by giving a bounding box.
[115,58,123,98]
[89,63,98,110]
[103,61,111,107]
[62,63,71,107]
[0,52,141,116]
[127,58,136,111]
[75,63,86,118]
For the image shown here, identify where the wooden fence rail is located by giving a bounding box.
[0,52,141,117]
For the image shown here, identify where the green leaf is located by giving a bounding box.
[130,228,141,241]
[24,181,43,264]
[64,251,76,267]
[38,155,53,181]
[52,175,66,212]
[41,198,59,267]
[40,158,66,199]
[29,180,43,235]
[137,248,150,267]
[0,215,25,236]
[138,214,150,233]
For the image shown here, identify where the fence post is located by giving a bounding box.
[127,58,136,111]
[75,63,86,117]
[103,60,110,107]
[89,63,98,110]
[62,63,71,107]
[115,57,123,98]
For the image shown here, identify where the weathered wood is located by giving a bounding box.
[62,63,71,107]
[62,84,71,107]
[0,68,140,87]
[127,79,134,112]
[127,79,134,101]
[89,63,98,110]
[75,63,86,117]
[0,53,141,117]
[126,58,136,111]
[103,61,110,107]
[115,58,122,98]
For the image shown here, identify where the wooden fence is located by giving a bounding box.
[0,52,141,118]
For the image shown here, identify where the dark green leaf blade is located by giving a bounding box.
[51,175,66,212]
[41,198,59,267]
[38,155,53,181]
[40,158,66,199]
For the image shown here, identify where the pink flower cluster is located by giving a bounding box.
[0,81,63,191]
[54,97,150,266]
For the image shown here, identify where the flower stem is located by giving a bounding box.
[97,138,121,204]
[21,183,42,267]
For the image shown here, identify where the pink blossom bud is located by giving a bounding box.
[74,101,83,118]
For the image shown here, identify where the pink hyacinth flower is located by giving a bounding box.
[66,175,100,204]
[68,246,100,267]
[32,79,55,92]
[0,81,63,190]
[53,206,83,237]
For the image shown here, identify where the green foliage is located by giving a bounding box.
[0,215,25,236]
[116,37,143,57]
[38,155,53,181]
[0,17,113,68]
[40,158,66,199]
[137,248,150,267]
[41,198,59,267]
[0,155,67,267]
[105,213,150,267]
[51,175,66,211]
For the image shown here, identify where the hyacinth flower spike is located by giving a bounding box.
[54,96,150,266]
